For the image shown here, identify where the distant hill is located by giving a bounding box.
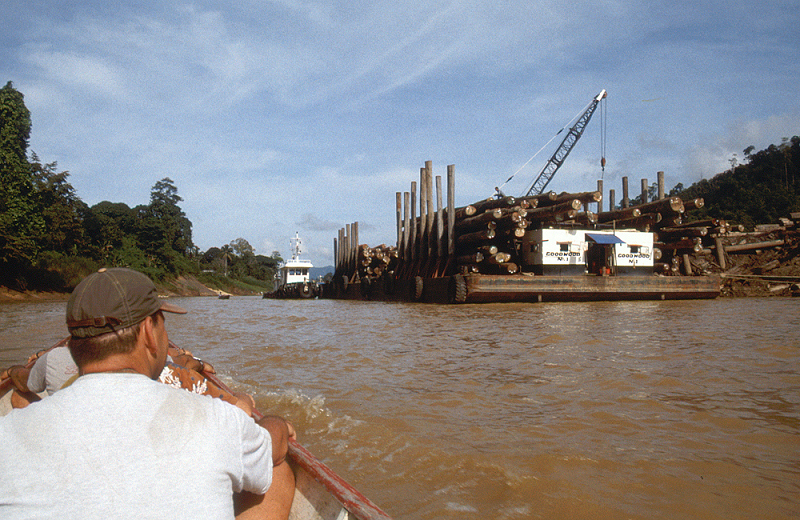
[311,265,334,280]
[675,136,799,228]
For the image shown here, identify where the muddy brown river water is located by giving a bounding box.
[2,297,798,519]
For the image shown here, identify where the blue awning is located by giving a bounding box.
[586,233,626,245]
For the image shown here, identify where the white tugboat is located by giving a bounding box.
[264,232,319,298]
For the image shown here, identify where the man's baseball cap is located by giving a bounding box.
[66,267,187,338]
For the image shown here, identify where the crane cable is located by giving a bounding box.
[496,96,596,197]
[600,94,607,179]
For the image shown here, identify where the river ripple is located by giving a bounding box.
[2,297,799,519]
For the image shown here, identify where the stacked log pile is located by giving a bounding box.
[449,191,601,275]
[441,190,796,278]
[648,208,798,276]
[452,195,528,275]
[356,244,399,279]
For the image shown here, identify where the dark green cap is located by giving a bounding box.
[66,268,186,338]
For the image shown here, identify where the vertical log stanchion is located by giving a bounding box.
[609,189,616,212]
[641,178,648,205]
[341,228,346,275]
[418,168,427,277]
[682,253,692,276]
[410,181,417,272]
[426,161,435,266]
[333,236,339,275]
[352,222,359,279]
[435,175,444,275]
[342,224,353,282]
[597,179,604,213]
[403,192,410,263]
[446,164,455,275]
[396,192,402,253]
[657,171,665,200]
[714,237,727,270]
[622,176,629,208]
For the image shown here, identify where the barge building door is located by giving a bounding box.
[585,233,626,276]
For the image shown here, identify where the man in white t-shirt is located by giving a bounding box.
[0,268,295,519]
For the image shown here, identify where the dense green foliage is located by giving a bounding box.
[625,136,799,227]
[0,82,280,292]
[1,82,45,271]
[674,137,800,227]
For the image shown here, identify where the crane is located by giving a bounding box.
[519,89,607,197]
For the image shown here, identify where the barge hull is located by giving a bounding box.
[323,274,721,303]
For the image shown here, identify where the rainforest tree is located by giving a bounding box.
[0,81,45,279]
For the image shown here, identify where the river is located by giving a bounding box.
[1,296,798,519]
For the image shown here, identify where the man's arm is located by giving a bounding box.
[6,366,32,393]
[255,416,296,467]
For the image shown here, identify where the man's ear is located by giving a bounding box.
[140,315,159,357]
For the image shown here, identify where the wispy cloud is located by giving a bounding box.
[2,0,797,264]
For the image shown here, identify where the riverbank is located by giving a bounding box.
[716,236,800,296]
[0,275,262,302]
[3,249,799,302]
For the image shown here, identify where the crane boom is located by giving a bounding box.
[523,89,607,197]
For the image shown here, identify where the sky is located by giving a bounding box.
[2,1,799,267]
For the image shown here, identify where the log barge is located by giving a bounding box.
[322,161,721,303]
